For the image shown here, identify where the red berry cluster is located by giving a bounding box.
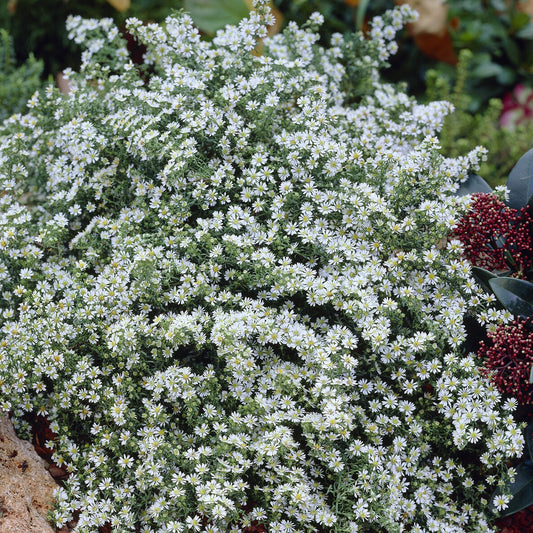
[495,503,533,533]
[478,318,533,404]
[453,193,533,276]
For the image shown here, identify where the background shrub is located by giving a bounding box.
[0,29,43,121]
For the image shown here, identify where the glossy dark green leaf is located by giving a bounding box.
[453,173,492,197]
[527,422,533,463]
[491,462,533,517]
[184,0,249,34]
[496,66,516,85]
[488,277,533,318]
[517,24,533,39]
[471,266,498,294]
[490,0,506,9]
[471,60,504,79]
[511,11,531,32]
[506,148,533,210]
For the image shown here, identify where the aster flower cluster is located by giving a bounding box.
[453,192,533,277]
[0,2,523,532]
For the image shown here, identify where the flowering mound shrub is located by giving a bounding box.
[0,2,525,532]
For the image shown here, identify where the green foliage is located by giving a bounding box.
[490,419,533,521]
[445,0,533,109]
[488,277,533,318]
[471,266,498,294]
[453,172,492,197]
[506,147,533,210]
[491,462,533,517]
[125,0,186,20]
[273,0,360,39]
[3,0,112,76]
[0,29,43,122]
[426,49,533,188]
[184,0,250,34]
[2,0,182,76]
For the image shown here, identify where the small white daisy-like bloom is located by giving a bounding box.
[492,493,510,512]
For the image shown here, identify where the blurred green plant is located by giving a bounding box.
[184,0,283,37]
[273,0,359,37]
[184,0,251,34]
[443,0,533,111]
[426,49,533,188]
[2,0,113,76]
[1,0,182,77]
[0,29,43,122]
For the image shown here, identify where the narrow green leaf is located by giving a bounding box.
[496,66,516,85]
[491,462,533,517]
[530,366,533,384]
[506,147,533,210]
[504,249,517,268]
[453,172,492,197]
[471,266,498,294]
[488,277,533,318]
[356,0,371,31]
[184,0,250,34]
